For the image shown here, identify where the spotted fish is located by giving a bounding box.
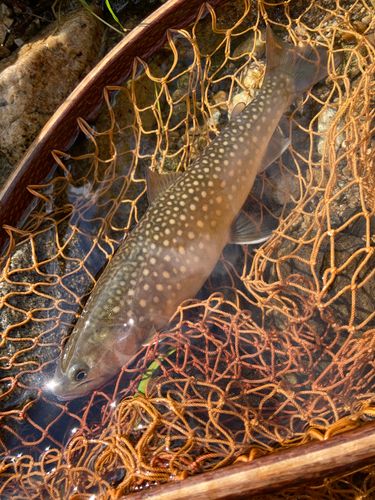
[50,27,335,400]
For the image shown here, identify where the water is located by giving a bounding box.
[1,0,375,497]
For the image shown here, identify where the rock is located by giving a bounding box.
[0,45,10,59]
[269,226,375,331]
[125,62,165,132]
[0,3,14,20]
[239,61,264,90]
[317,105,345,157]
[231,90,252,112]
[212,90,228,112]
[14,37,24,47]
[233,29,266,59]
[230,62,264,113]
[342,32,357,43]
[353,20,367,33]
[0,6,104,166]
[361,14,372,26]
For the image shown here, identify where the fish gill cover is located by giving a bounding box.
[0,0,375,498]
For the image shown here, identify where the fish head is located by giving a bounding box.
[49,317,145,401]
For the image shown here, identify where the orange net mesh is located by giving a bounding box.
[1,0,375,497]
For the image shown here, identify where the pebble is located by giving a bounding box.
[361,14,372,26]
[0,6,104,165]
[212,90,228,112]
[317,105,345,157]
[233,29,266,60]
[353,20,367,33]
[14,38,24,47]
[0,46,10,59]
[342,32,357,43]
[0,2,13,20]
[230,62,264,113]
[240,62,264,89]
[230,90,252,114]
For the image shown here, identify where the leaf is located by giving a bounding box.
[105,0,126,31]
[136,348,176,396]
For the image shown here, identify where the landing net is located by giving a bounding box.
[1,0,375,498]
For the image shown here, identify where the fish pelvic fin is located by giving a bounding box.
[265,26,340,104]
[259,126,291,172]
[228,211,273,245]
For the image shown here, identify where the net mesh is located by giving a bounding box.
[1,0,375,497]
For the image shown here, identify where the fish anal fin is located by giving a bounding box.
[146,169,182,205]
[229,211,273,245]
[259,126,291,172]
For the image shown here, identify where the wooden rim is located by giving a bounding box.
[124,423,375,499]
[0,0,227,250]
[2,2,375,498]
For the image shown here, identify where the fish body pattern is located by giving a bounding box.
[51,28,334,400]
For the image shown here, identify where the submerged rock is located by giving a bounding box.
[0,6,104,167]
[317,104,346,157]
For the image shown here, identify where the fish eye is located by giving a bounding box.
[69,364,89,382]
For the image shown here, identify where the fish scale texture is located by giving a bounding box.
[1,0,375,498]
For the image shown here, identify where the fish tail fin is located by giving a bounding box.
[264,26,340,104]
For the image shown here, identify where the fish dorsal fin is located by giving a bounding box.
[259,126,291,172]
[146,169,182,205]
[228,211,273,245]
[230,101,247,119]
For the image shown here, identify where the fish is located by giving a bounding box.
[50,27,336,400]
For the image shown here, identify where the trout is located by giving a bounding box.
[51,27,335,400]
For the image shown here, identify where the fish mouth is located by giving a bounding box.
[49,375,108,401]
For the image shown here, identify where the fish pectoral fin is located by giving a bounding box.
[228,211,273,245]
[146,169,182,205]
[142,325,158,347]
[258,126,291,173]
